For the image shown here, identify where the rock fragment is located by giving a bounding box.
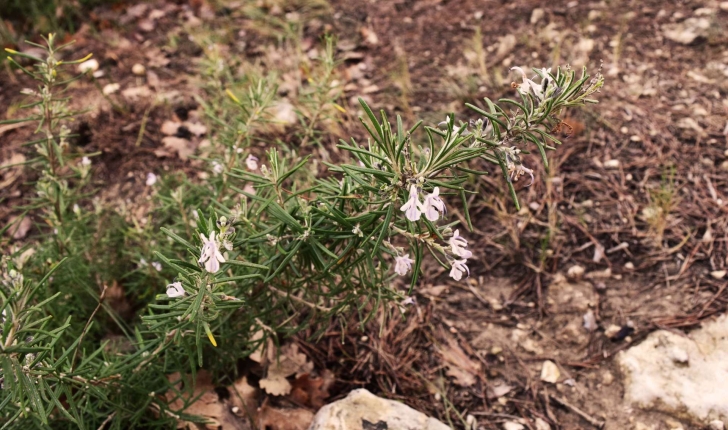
[308,389,449,430]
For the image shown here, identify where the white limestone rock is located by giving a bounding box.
[617,315,728,424]
[308,389,449,430]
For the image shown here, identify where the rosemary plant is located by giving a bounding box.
[0,34,603,428]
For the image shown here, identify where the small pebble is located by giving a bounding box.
[605,324,621,338]
[132,63,146,76]
[567,265,585,280]
[77,58,99,73]
[540,360,560,383]
[102,83,120,95]
[583,310,598,332]
[603,159,620,169]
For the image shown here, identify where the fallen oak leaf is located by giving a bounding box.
[229,376,258,420]
[259,343,314,396]
[289,370,334,409]
[435,328,481,387]
[163,371,228,429]
[161,136,195,160]
[259,372,291,397]
[0,153,26,188]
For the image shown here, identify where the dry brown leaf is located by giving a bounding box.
[5,215,31,240]
[289,370,334,409]
[229,376,257,418]
[161,120,181,136]
[145,47,171,68]
[0,153,26,188]
[121,86,152,101]
[162,136,195,160]
[436,329,481,387]
[106,280,132,319]
[249,330,273,364]
[257,403,314,430]
[259,344,314,396]
[0,122,30,137]
[184,122,207,137]
[259,373,291,397]
[165,371,225,429]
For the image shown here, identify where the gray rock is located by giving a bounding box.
[617,314,728,424]
[308,389,449,430]
[662,18,711,45]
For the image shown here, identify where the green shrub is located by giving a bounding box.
[0,34,603,428]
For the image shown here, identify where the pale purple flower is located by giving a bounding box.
[246,154,259,171]
[400,184,423,222]
[243,184,256,195]
[449,259,469,281]
[439,116,468,136]
[509,164,534,186]
[394,254,415,276]
[146,172,157,186]
[81,156,91,166]
[511,66,544,100]
[449,229,473,259]
[166,282,185,298]
[212,161,224,175]
[198,231,225,273]
[152,261,162,271]
[422,187,446,221]
[401,296,416,306]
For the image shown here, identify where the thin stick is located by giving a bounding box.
[549,394,605,429]
[268,285,332,312]
[71,284,108,372]
[135,103,155,147]
[96,411,116,430]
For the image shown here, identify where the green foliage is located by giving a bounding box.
[0,34,603,428]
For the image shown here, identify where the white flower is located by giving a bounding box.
[510,164,534,186]
[246,154,259,170]
[449,229,473,259]
[146,172,157,186]
[152,261,162,271]
[422,187,446,221]
[212,161,224,175]
[166,282,185,298]
[81,156,91,166]
[400,184,423,222]
[243,184,256,195]
[438,116,468,138]
[449,259,470,281]
[394,254,415,276]
[511,67,544,100]
[139,258,148,267]
[352,224,363,237]
[198,231,225,273]
[73,204,81,215]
